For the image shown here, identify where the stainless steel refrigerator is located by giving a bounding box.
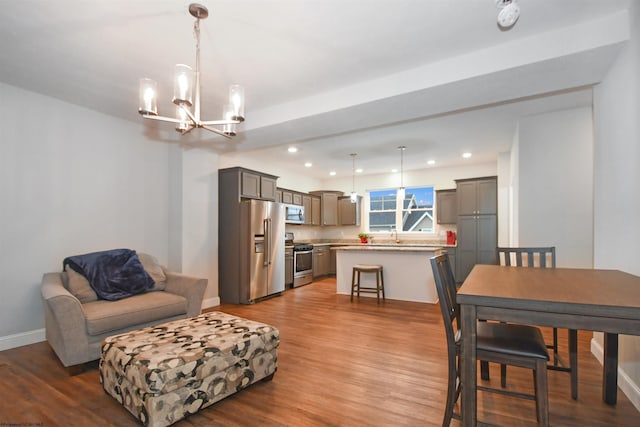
[239,199,285,302]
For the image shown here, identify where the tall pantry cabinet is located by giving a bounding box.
[455,177,498,282]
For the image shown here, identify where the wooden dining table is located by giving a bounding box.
[457,264,640,426]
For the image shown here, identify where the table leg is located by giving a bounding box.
[460,304,477,426]
[603,333,618,405]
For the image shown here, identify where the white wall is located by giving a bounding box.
[0,82,171,346]
[593,1,640,411]
[177,148,220,307]
[516,107,594,268]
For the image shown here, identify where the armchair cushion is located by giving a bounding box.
[65,266,98,303]
[83,292,187,336]
[138,252,167,291]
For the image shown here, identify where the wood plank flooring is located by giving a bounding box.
[1,277,638,426]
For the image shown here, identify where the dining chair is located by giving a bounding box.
[497,246,578,400]
[430,254,549,427]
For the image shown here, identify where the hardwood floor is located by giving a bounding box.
[1,277,638,426]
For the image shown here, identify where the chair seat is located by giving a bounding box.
[353,264,383,272]
[477,322,549,360]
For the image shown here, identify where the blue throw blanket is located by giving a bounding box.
[63,249,154,301]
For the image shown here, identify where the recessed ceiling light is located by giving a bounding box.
[391,168,398,173]
[287,147,298,153]
[355,168,363,173]
[462,152,472,159]
[427,160,436,165]
[329,171,336,176]
[304,162,312,167]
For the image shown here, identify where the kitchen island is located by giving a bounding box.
[333,245,447,303]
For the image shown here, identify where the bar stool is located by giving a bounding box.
[350,264,385,302]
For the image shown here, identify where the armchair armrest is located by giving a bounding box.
[164,272,207,317]
[41,272,90,367]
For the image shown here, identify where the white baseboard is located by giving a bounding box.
[0,328,45,352]
[591,337,640,412]
[202,296,220,309]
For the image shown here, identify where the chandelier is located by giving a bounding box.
[137,3,245,138]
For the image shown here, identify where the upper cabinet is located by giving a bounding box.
[436,189,457,224]
[221,167,279,202]
[311,196,321,226]
[310,191,342,226]
[456,177,497,215]
[338,195,362,226]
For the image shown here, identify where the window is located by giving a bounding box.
[368,186,434,233]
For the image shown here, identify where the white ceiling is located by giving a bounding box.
[0,0,631,179]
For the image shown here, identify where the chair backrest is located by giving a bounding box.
[430,254,459,350]
[497,246,556,268]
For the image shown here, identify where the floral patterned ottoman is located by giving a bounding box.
[99,311,279,427]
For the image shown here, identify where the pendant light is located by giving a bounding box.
[350,153,358,203]
[397,146,406,200]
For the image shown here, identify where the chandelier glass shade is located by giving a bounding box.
[137,3,245,138]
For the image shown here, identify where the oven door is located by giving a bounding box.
[294,250,313,274]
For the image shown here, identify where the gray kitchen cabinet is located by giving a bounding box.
[285,247,294,287]
[223,167,278,201]
[310,191,342,226]
[455,176,498,283]
[338,195,361,226]
[436,189,457,224]
[329,246,336,275]
[292,192,303,205]
[281,190,293,204]
[457,177,497,215]
[313,246,331,277]
[311,196,321,225]
[444,246,457,281]
[302,195,312,225]
[275,189,283,203]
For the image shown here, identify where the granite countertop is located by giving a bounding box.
[307,240,456,248]
[333,245,445,252]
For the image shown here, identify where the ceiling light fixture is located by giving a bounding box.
[138,3,245,138]
[350,153,358,203]
[398,146,406,200]
[427,159,436,165]
[305,162,312,167]
[463,152,472,159]
[329,171,336,176]
[496,0,520,29]
[288,147,298,153]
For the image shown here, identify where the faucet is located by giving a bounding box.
[391,229,400,244]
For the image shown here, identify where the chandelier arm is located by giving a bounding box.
[200,119,240,126]
[178,104,198,125]
[201,124,233,139]
[141,114,186,124]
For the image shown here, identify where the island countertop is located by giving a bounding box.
[333,245,445,252]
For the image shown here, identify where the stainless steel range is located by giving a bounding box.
[285,232,313,287]
[292,243,313,287]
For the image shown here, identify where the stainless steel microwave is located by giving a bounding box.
[285,204,305,224]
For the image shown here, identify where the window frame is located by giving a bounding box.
[366,185,436,235]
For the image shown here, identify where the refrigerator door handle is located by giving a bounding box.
[263,218,270,266]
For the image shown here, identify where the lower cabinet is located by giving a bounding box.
[313,246,331,278]
[456,214,497,283]
[444,247,456,282]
